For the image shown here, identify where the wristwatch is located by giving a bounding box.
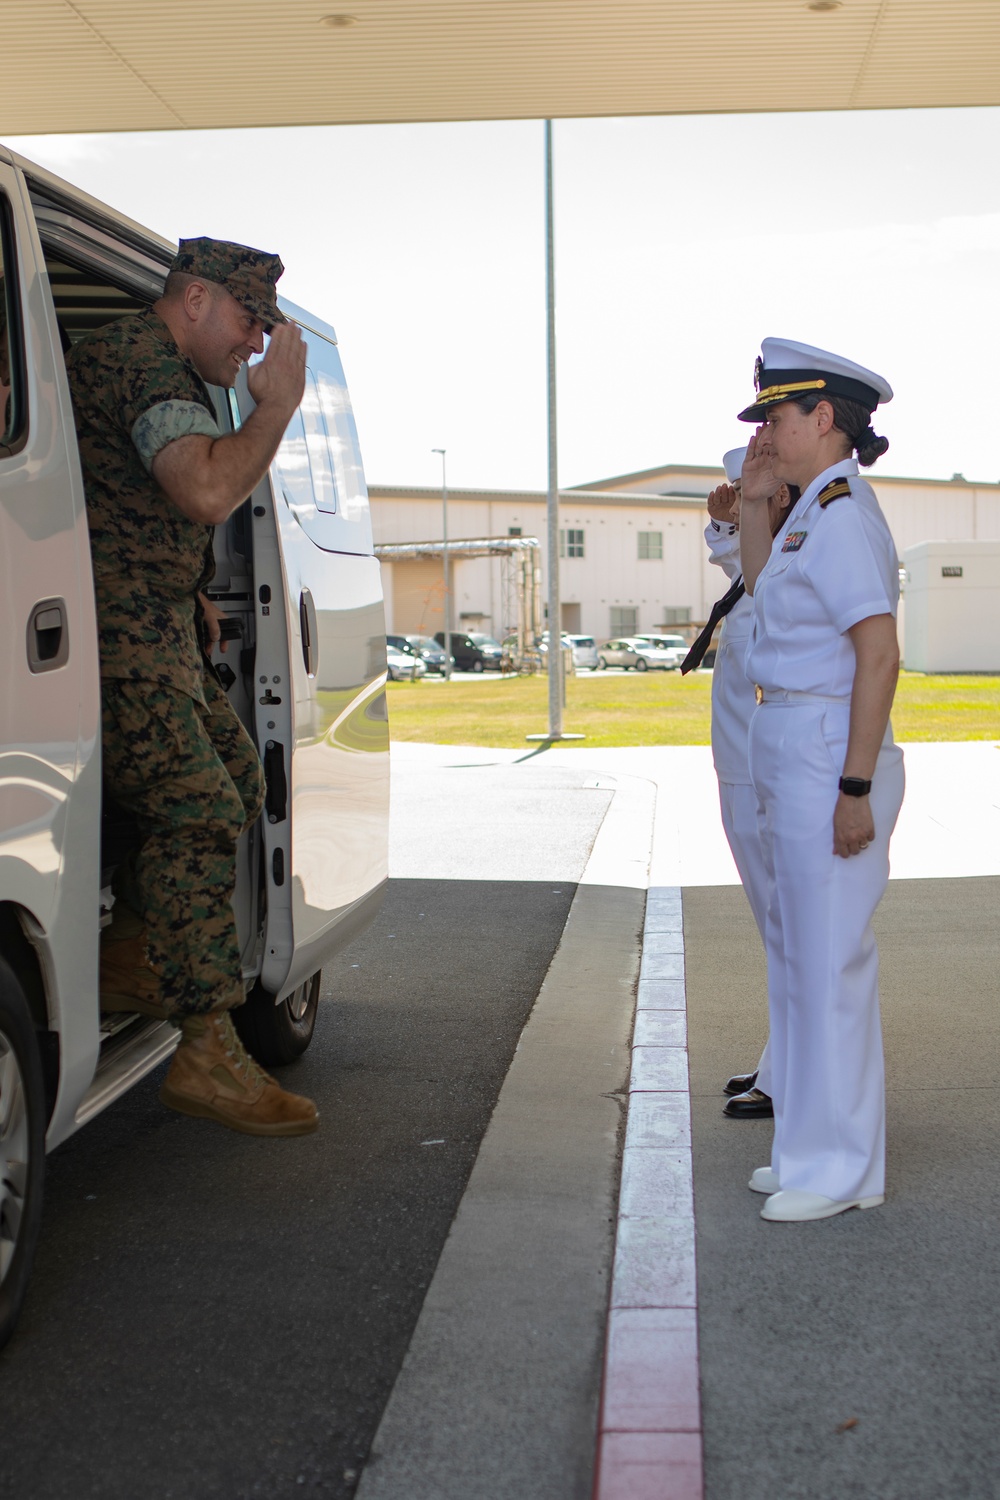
[839,776,872,798]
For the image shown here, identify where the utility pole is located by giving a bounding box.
[527,120,583,743]
[432,447,452,680]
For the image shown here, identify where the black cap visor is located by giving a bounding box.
[738,367,880,423]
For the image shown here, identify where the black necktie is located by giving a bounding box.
[680,576,745,674]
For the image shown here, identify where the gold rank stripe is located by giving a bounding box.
[818,478,852,508]
[756,378,827,404]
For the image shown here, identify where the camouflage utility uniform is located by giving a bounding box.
[67,309,264,1016]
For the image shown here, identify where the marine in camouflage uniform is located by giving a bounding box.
[68,289,263,1016]
[66,238,317,1136]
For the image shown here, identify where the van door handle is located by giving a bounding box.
[27,597,69,672]
[299,588,318,677]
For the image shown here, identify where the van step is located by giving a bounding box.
[76,1018,178,1128]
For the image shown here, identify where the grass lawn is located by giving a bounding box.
[385,670,1000,749]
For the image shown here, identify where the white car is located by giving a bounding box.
[386,645,426,681]
[597,637,685,671]
[633,635,690,670]
[0,141,390,1350]
[563,634,600,671]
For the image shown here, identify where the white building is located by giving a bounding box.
[371,464,1000,647]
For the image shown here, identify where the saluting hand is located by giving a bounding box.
[741,427,777,505]
[247,322,307,415]
[707,483,740,525]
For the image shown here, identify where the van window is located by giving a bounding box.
[0,194,27,453]
[301,367,338,514]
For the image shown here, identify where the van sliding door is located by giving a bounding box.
[243,315,389,1001]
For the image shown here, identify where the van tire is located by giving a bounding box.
[472,660,484,673]
[233,970,321,1068]
[0,959,46,1354]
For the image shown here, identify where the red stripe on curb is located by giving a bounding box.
[593,886,704,1500]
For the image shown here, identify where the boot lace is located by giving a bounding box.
[219,1014,274,1088]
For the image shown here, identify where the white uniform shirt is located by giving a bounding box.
[705,518,757,784]
[745,459,898,699]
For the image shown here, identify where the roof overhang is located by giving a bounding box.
[3,1,998,136]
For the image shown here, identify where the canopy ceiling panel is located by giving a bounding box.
[2,0,998,135]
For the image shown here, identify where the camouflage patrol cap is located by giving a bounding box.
[169,237,288,332]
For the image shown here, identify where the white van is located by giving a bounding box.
[0,146,390,1348]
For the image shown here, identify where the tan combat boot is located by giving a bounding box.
[159,1011,319,1137]
[100,911,175,1021]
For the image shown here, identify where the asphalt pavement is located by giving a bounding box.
[1,752,621,1500]
[685,876,1000,1500]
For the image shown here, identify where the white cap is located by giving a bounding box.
[723,446,747,484]
[738,337,893,422]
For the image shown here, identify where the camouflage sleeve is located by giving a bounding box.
[131,399,222,473]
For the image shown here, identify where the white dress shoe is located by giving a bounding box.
[760,1189,885,1222]
[749,1166,779,1194]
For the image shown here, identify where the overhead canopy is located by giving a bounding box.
[3,0,998,136]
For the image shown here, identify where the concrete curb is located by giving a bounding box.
[592,883,704,1500]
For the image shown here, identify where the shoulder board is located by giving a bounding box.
[817,478,852,508]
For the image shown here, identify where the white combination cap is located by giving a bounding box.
[738,337,893,423]
[723,446,747,483]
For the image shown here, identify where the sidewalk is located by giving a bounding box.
[364,739,1000,1499]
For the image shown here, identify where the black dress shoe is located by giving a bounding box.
[724,1069,758,1097]
[723,1087,773,1119]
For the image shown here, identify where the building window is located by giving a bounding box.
[508,525,522,536]
[660,606,691,625]
[610,606,638,636]
[638,530,663,559]
[560,528,584,559]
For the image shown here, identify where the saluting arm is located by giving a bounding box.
[736,429,776,594]
[151,323,307,526]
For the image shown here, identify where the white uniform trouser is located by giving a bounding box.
[718,781,772,1097]
[749,700,904,1201]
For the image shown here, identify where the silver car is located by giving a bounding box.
[563,634,601,671]
[597,637,684,672]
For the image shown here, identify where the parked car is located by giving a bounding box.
[0,141,390,1350]
[386,633,451,675]
[386,645,426,681]
[435,631,503,672]
[562,634,600,671]
[597,637,685,671]
[633,634,690,669]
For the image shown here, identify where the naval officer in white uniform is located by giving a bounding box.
[736,338,905,1223]
[684,449,796,1118]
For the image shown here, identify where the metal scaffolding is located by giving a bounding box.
[373,536,544,672]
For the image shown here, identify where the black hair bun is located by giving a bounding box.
[856,426,889,467]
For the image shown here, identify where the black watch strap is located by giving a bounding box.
[839,776,872,797]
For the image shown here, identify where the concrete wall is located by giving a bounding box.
[903,540,1000,673]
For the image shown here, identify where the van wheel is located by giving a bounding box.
[472,660,484,673]
[0,960,46,1354]
[233,971,321,1068]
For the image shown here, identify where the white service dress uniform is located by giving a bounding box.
[705,515,771,1096]
[745,458,904,1203]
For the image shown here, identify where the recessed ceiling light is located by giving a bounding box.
[321,13,359,26]
[808,1,842,10]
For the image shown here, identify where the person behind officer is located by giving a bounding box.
[683,448,797,1120]
[736,337,904,1222]
[67,237,316,1137]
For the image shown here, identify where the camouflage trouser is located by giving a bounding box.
[101,668,265,1017]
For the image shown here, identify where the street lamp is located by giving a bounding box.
[432,447,452,680]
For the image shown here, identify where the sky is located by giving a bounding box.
[6,107,1000,494]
